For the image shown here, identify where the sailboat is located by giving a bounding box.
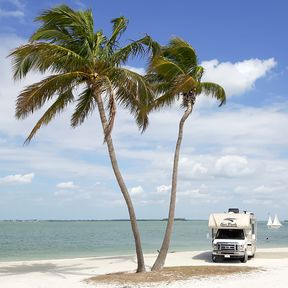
[267,214,282,229]
[267,215,273,228]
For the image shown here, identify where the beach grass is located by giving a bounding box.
[87,265,258,285]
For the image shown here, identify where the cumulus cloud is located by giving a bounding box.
[54,190,75,197]
[0,34,287,219]
[215,155,253,177]
[178,157,209,180]
[130,185,144,196]
[178,185,209,199]
[123,65,145,75]
[0,9,24,17]
[3,0,24,9]
[191,163,208,176]
[155,184,171,194]
[0,173,34,185]
[56,181,78,189]
[0,0,25,18]
[201,58,276,97]
[253,185,286,196]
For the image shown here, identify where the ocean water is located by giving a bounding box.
[0,220,287,261]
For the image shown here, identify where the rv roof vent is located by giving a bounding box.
[228,208,239,213]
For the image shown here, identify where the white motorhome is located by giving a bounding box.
[208,208,256,263]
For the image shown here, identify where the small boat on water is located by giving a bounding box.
[267,214,282,229]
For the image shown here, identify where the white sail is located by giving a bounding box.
[267,215,273,227]
[272,214,282,228]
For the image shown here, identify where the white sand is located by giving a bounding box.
[0,248,288,288]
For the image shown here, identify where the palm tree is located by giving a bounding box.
[9,5,159,273]
[148,38,226,271]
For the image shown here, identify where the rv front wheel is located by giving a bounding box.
[240,252,248,263]
[212,255,219,263]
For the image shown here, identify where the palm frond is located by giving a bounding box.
[31,5,95,59]
[93,31,106,57]
[24,89,74,143]
[16,72,86,119]
[172,74,196,94]
[198,82,226,106]
[148,57,184,81]
[149,74,196,111]
[70,86,97,127]
[147,37,226,112]
[150,90,178,111]
[112,35,159,65]
[107,67,154,130]
[107,17,128,49]
[9,43,88,79]
[10,5,160,144]
[163,37,198,73]
[192,66,204,81]
[113,67,153,103]
[135,104,150,132]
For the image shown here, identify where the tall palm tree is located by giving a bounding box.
[148,38,226,271]
[9,5,159,273]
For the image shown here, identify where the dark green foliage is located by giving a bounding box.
[148,37,226,109]
[9,5,159,142]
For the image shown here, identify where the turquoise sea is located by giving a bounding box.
[0,220,287,261]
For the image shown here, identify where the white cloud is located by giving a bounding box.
[56,181,78,189]
[0,0,25,18]
[215,155,253,177]
[178,157,209,180]
[54,190,75,197]
[178,186,209,199]
[191,162,208,176]
[123,65,145,75]
[201,58,277,97]
[0,35,287,219]
[130,185,144,196]
[155,184,171,194]
[0,8,24,17]
[0,173,34,185]
[3,0,25,9]
[253,185,287,196]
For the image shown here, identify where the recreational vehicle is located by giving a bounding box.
[208,208,256,263]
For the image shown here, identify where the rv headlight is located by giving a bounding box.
[238,244,245,251]
[213,243,218,250]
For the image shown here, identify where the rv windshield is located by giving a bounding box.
[215,229,244,240]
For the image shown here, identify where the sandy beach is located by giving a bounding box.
[0,248,288,288]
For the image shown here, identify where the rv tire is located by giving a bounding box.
[212,255,220,263]
[249,253,255,259]
[240,252,248,263]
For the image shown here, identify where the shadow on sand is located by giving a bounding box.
[0,255,138,278]
[192,251,212,263]
[0,262,96,278]
[192,251,244,264]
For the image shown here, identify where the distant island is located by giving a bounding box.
[0,218,188,222]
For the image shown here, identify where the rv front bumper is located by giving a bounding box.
[212,250,245,259]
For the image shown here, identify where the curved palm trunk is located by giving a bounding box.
[95,92,146,273]
[152,96,194,271]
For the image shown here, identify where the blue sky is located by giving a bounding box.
[0,0,287,220]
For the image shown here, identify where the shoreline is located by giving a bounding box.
[0,246,288,265]
[1,246,288,263]
[0,248,288,287]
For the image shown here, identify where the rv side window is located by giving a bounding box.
[252,224,255,234]
[215,229,244,240]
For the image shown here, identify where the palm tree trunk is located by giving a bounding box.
[152,98,194,271]
[94,92,146,273]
